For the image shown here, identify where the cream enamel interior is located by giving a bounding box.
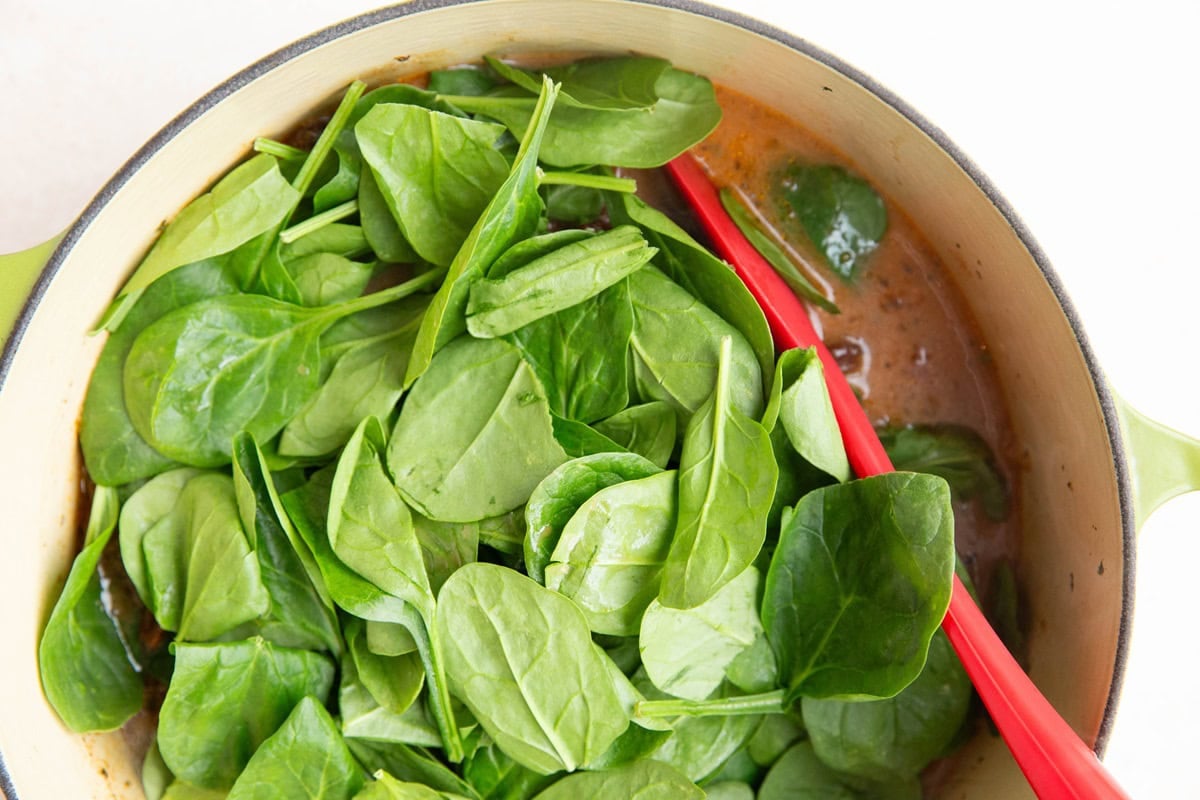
[0,1,1126,797]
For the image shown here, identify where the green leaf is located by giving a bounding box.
[627,267,764,429]
[762,473,955,700]
[339,656,441,749]
[608,192,774,391]
[353,772,472,799]
[779,163,887,282]
[638,684,760,783]
[593,402,676,469]
[38,486,142,732]
[405,78,560,385]
[756,743,859,800]
[157,637,335,790]
[359,168,420,263]
[528,760,701,800]
[659,337,777,609]
[356,104,510,267]
[467,226,654,338]
[545,470,677,635]
[878,423,1010,521]
[428,66,498,97]
[451,65,720,168]
[763,347,850,483]
[549,414,629,459]
[436,563,629,773]
[411,513,480,594]
[226,696,365,800]
[523,452,662,584]
[347,740,479,799]
[388,336,566,522]
[719,187,839,313]
[160,782,227,800]
[802,631,972,781]
[462,737,559,800]
[640,567,763,701]
[486,56,668,110]
[101,153,300,330]
[508,279,634,424]
[81,257,237,486]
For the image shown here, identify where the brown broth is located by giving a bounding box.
[689,85,1022,607]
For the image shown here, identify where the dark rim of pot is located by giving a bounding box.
[0,1,1134,796]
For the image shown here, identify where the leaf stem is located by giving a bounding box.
[279,200,359,244]
[320,267,447,323]
[537,169,637,193]
[253,137,308,162]
[635,689,787,719]
[291,80,367,199]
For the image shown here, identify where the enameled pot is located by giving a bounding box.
[1,1,1191,797]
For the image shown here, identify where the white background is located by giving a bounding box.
[2,0,1197,795]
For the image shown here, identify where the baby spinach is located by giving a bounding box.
[436,563,629,774]
[226,696,365,800]
[157,637,335,790]
[879,423,1010,521]
[485,56,669,111]
[467,226,653,339]
[659,337,777,609]
[507,280,633,425]
[639,567,763,701]
[530,760,700,799]
[779,163,887,282]
[388,336,566,522]
[345,616,424,716]
[81,256,237,486]
[339,657,442,749]
[592,401,676,468]
[544,470,678,635]
[357,104,509,267]
[462,737,558,800]
[802,631,972,782]
[348,740,480,799]
[762,472,955,700]
[523,452,661,583]
[123,268,442,466]
[100,153,300,331]
[549,414,629,459]
[763,347,851,484]
[406,78,559,385]
[38,486,142,732]
[232,433,341,654]
[447,62,720,168]
[627,266,763,427]
[642,693,761,783]
[359,168,420,263]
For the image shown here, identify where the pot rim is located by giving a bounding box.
[0,0,1135,795]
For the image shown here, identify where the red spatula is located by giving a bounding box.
[666,152,1130,800]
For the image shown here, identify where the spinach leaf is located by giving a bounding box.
[762,473,955,700]
[545,470,677,635]
[123,269,442,466]
[226,695,365,800]
[719,187,839,313]
[549,414,629,459]
[285,251,377,307]
[640,567,763,701]
[345,615,424,716]
[779,164,887,282]
[388,336,566,522]
[329,417,463,761]
[436,563,629,773]
[486,56,668,110]
[339,656,442,749]
[38,486,142,732]
[592,402,676,468]
[100,153,300,331]
[356,104,509,267]
[639,685,761,783]
[359,168,420,263]
[428,66,498,97]
[627,267,763,428]
[160,783,226,800]
[462,737,559,800]
[528,760,701,800]
[803,631,971,782]
[703,782,755,800]
[607,191,774,391]
[281,222,369,260]
[763,347,850,483]
[747,713,806,767]
[544,181,604,225]
[659,337,777,609]
[756,743,858,800]
[132,471,269,641]
[118,467,204,602]
[81,257,238,486]
[466,226,654,338]
[523,452,661,583]
[353,772,472,799]
[724,633,779,695]
[878,423,1010,521]
[411,514,480,594]
[157,637,335,790]
[232,433,341,653]
[405,78,559,384]
[448,65,720,168]
[347,740,480,799]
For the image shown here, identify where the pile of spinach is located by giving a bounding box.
[42,57,974,799]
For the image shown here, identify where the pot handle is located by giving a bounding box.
[1115,393,1200,529]
[1,237,60,346]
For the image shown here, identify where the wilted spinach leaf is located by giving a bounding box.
[780,163,887,282]
[878,423,1009,521]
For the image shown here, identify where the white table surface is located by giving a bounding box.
[3,0,1197,795]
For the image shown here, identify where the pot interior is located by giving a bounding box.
[0,2,1129,798]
